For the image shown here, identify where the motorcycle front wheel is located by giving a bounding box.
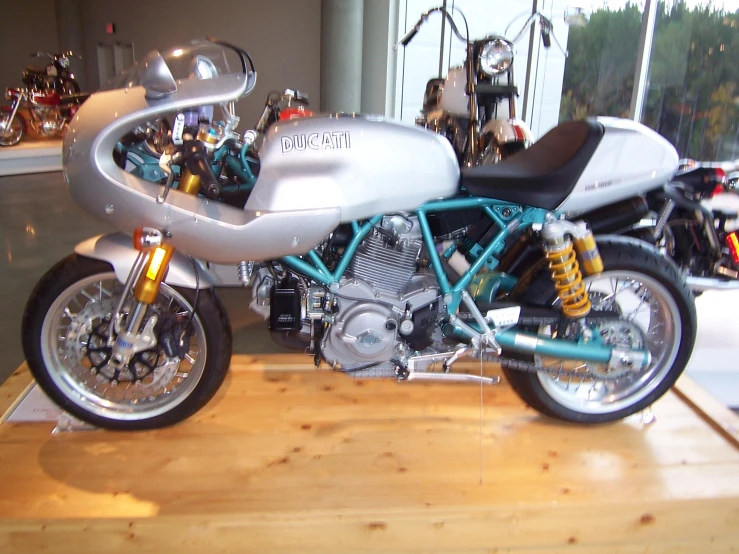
[505,236,696,424]
[0,108,25,146]
[22,255,232,430]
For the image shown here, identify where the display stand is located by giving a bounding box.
[0,138,62,176]
[1,356,739,553]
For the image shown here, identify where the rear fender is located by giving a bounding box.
[480,118,534,145]
[75,233,216,289]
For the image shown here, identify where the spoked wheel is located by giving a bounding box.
[505,236,696,423]
[0,108,25,146]
[22,255,232,430]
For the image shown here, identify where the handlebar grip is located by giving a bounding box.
[182,140,221,199]
[398,25,420,47]
[540,28,551,48]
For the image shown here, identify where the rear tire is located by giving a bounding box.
[22,254,232,430]
[503,236,696,424]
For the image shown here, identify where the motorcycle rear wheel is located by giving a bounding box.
[0,108,25,146]
[22,254,232,430]
[504,236,696,424]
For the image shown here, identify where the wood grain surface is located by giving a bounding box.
[1,355,738,553]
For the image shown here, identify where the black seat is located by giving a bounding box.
[462,119,604,209]
[24,66,47,76]
[60,92,90,104]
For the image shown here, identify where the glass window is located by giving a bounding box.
[642,1,739,161]
[559,2,645,122]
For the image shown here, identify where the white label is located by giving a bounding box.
[486,306,521,327]
[172,113,185,145]
[6,384,62,422]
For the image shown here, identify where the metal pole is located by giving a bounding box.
[55,0,88,90]
[521,0,539,124]
[438,0,448,78]
[321,0,364,113]
[629,0,657,121]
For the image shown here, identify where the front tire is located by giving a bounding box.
[504,236,696,424]
[0,107,25,146]
[22,255,232,430]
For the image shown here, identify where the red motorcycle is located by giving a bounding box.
[0,87,89,146]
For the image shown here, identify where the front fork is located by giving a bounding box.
[107,230,176,370]
[3,90,23,129]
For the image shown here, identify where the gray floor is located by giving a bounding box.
[0,171,287,386]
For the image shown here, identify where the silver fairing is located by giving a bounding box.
[249,115,459,220]
[64,83,459,264]
[559,118,678,214]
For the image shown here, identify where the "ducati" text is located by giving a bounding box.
[281,131,351,153]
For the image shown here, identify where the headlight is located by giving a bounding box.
[478,39,513,76]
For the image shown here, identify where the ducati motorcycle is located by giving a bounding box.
[400,7,566,167]
[22,51,82,94]
[22,39,696,430]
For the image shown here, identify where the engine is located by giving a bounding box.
[320,215,440,376]
[250,215,442,377]
[30,106,65,136]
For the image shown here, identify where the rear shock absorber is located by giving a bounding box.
[541,219,603,318]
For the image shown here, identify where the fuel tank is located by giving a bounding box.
[247,115,460,221]
[559,117,678,214]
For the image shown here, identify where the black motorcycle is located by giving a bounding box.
[22,51,81,95]
[579,163,739,293]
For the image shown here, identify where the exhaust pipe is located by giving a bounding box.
[578,196,649,235]
[686,276,739,292]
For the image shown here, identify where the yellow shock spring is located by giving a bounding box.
[545,240,591,318]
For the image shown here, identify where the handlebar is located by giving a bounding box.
[397,25,420,47]
[395,6,469,49]
[398,7,567,57]
[182,140,221,199]
[31,51,82,60]
[506,12,567,57]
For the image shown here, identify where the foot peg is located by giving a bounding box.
[402,372,500,385]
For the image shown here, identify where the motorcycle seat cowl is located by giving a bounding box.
[461,119,605,210]
[24,66,47,76]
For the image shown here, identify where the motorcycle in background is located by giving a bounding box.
[0,86,89,146]
[399,6,568,167]
[21,39,696,431]
[575,156,739,293]
[22,51,82,94]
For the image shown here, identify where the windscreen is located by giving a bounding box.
[101,38,252,92]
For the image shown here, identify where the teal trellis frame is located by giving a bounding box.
[279,199,651,370]
[282,198,548,315]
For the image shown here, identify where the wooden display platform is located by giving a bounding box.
[2,355,739,553]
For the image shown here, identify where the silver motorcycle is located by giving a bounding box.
[22,39,696,430]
